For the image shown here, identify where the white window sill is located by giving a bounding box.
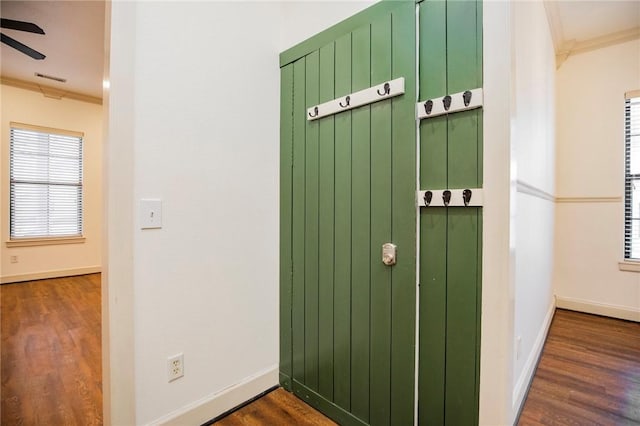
[6,236,85,248]
[619,260,640,272]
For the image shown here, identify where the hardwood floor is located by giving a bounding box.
[213,388,335,425]
[1,274,102,425]
[519,309,640,425]
[216,309,640,426]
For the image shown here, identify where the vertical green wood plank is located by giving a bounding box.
[369,14,392,426]
[333,32,352,411]
[304,51,320,392]
[350,24,371,422]
[390,3,416,425]
[445,2,482,425]
[279,64,294,389]
[447,0,480,93]
[318,42,336,401]
[292,58,306,383]
[418,0,448,424]
[448,110,479,188]
[474,209,483,420]
[445,209,479,426]
[419,0,447,100]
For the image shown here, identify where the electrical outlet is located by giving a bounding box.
[10,255,18,264]
[167,353,184,382]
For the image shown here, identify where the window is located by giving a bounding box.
[10,123,83,240]
[625,95,640,259]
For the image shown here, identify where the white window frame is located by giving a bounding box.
[7,122,85,247]
[623,92,640,263]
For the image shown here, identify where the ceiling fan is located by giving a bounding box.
[1,18,46,60]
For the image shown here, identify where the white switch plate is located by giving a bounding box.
[140,199,162,229]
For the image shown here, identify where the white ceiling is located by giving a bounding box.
[0,1,105,100]
[0,1,638,102]
[557,1,639,42]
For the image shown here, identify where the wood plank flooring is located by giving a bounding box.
[1,274,102,425]
[217,309,640,425]
[519,309,640,425]
[214,388,335,425]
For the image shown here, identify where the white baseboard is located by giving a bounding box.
[150,365,279,426]
[0,266,102,284]
[556,296,640,322]
[511,298,556,419]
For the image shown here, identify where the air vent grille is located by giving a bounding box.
[34,72,66,83]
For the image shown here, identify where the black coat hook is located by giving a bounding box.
[308,106,319,118]
[462,189,472,206]
[377,82,391,96]
[442,190,452,206]
[424,191,433,206]
[339,95,351,108]
[463,90,472,107]
[424,100,433,115]
[443,95,452,111]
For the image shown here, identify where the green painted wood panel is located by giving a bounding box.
[350,24,371,423]
[446,0,481,93]
[318,42,336,401]
[333,32,353,411]
[304,51,320,392]
[418,0,483,425]
[390,4,417,425]
[291,58,307,381]
[369,13,393,426]
[418,0,448,424]
[279,64,294,390]
[445,209,479,426]
[292,58,306,384]
[281,3,416,425]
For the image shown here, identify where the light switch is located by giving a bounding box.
[140,199,162,229]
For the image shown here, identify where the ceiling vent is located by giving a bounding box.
[34,72,66,83]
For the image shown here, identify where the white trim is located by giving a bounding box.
[619,260,640,272]
[556,296,640,322]
[511,299,555,418]
[516,180,555,203]
[555,196,622,203]
[307,78,404,121]
[149,365,279,426]
[6,236,86,247]
[626,89,640,100]
[1,266,101,284]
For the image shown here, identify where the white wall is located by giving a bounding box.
[555,39,640,320]
[106,1,378,424]
[280,0,374,51]
[478,1,515,423]
[0,85,102,283]
[510,0,557,419]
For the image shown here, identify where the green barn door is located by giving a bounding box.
[279,2,416,425]
[418,0,483,425]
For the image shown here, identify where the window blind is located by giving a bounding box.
[624,96,640,259]
[10,125,83,239]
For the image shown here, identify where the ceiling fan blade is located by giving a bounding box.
[0,18,45,34]
[1,33,45,60]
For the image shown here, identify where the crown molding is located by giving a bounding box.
[543,0,564,54]
[543,1,640,69]
[1,76,102,105]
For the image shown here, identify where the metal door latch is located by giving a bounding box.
[382,243,397,266]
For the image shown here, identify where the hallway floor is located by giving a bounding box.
[518,309,640,425]
[1,274,102,425]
